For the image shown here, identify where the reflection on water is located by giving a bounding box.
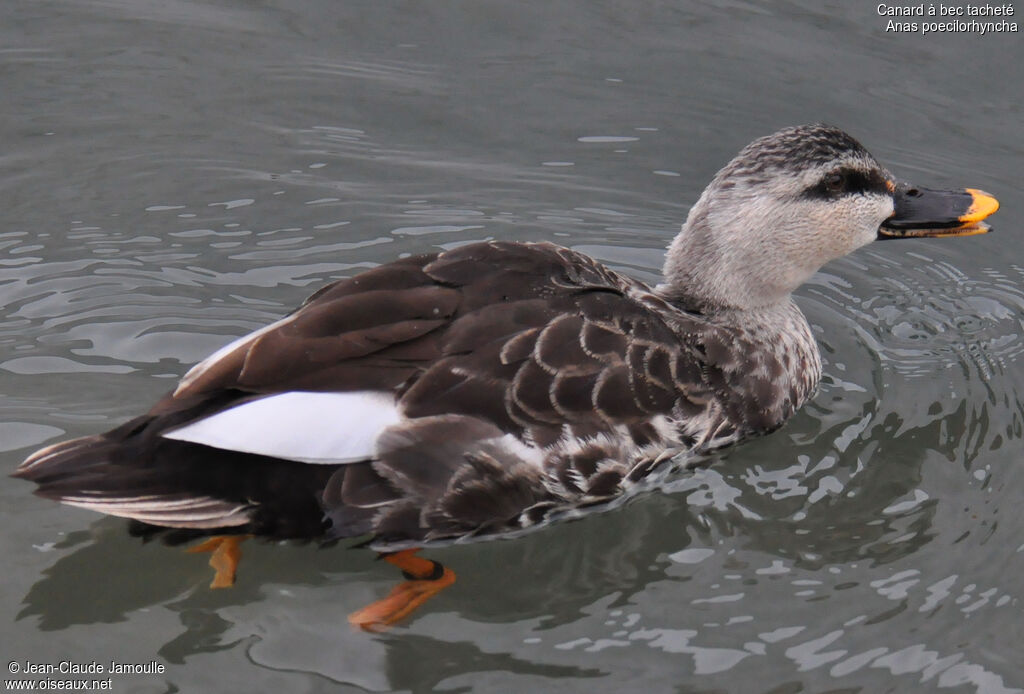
[16,474,1021,691]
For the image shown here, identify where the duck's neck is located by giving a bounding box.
[658,232,794,314]
[654,212,812,341]
[657,187,820,313]
[655,280,806,342]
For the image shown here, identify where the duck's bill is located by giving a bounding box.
[878,185,999,239]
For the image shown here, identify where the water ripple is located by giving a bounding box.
[810,251,1024,382]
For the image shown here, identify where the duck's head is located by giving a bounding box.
[661,124,999,311]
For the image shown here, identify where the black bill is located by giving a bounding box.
[878,184,999,239]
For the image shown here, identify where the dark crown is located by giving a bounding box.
[718,124,875,184]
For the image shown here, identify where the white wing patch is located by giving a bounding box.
[163,391,402,464]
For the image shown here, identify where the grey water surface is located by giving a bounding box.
[2,2,1023,692]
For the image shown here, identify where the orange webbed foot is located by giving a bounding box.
[186,535,248,588]
[348,549,456,631]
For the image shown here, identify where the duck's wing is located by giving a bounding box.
[157,240,714,461]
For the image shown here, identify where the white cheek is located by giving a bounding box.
[830,197,890,255]
[860,196,895,247]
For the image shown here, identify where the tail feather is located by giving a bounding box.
[15,435,110,483]
[13,434,253,529]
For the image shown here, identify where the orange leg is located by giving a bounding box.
[186,535,248,588]
[348,549,456,631]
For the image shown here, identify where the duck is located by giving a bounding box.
[13,124,999,629]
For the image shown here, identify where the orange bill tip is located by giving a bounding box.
[961,189,1000,223]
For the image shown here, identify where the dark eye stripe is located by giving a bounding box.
[802,167,890,200]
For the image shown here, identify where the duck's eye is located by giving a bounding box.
[824,172,846,193]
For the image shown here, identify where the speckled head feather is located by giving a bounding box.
[719,124,878,182]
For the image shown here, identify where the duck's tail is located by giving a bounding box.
[12,433,252,529]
